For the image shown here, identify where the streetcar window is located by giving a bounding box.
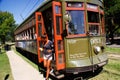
[58,53,64,64]
[29,29,32,39]
[89,25,99,35]
[87,4,98,10]
[67,11,85,35]
[67,2,83,8]
[55,6,61,14]
[57,40,63,51]
[38,23,42,37]
[88,11,99,23]
[56,16,61,35]
[30,28,34,39]
[26,30,29,39]
[28,30,30,39]
[38,15,41,21]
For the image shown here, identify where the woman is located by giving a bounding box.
[40,34,54,80]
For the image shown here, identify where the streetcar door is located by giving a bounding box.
[35,12,46,63]
[52,1,65,70]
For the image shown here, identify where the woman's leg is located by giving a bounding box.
[44,59,47,67]
[46,60,51,79]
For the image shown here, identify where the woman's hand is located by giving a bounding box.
[39,48,43,51]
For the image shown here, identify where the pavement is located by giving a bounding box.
[6,50,45,80]
[107,44,120,48]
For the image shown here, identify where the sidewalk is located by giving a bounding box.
[6,50,44,80]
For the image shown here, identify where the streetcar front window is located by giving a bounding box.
[89,25,99,35]
[87,11,100,36]
[88,11,99,23]
[67,11,85,35]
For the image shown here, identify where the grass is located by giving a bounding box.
[104,59,120,80]
[106,47,120,54]
[105,59,120,72]
[0,50,13,80]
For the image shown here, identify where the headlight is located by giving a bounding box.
[94,46,101,54]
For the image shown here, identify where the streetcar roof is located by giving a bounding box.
[15,0,51,30]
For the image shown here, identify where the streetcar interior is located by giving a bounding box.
[42,7,53,41]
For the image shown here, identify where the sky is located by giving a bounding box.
[0,0,44,24]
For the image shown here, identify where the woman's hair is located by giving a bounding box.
[41,33,47,39]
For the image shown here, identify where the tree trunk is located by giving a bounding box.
[109,33,114,44]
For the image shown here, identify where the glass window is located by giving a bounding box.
[55,6,61,14]
[31,28,34,39]
[89,25,99,36]
[38,23,42,37]
[38,15,41,21]
[57,40,63,51]
[87,4,98,10]
[88,11,99,23]
[58,53,64,64]
[67,2,83,8]
[67,11,85,35]
[56,16,61,35]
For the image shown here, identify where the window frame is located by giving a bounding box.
[65,2,86,38]
[87,3,101,36]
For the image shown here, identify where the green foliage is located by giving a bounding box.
[105,0,120,14]
[104,0,120,43]
[0,11,17,44]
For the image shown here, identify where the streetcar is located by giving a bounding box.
[14,0,108,79]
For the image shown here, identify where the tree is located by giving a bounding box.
[0,11,17,44]
[104,0,120,43]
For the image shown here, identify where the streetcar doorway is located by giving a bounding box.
[42,2,65,70]
[42,8,54,42]
[42,8,56,62]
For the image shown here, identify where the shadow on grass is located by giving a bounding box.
[4,74,9,80]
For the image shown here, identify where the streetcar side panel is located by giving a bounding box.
[15,40,37,54]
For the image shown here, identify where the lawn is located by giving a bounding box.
[0,50,13,80]
[106,47,120,54]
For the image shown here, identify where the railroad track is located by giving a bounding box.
[108,53,120,60]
